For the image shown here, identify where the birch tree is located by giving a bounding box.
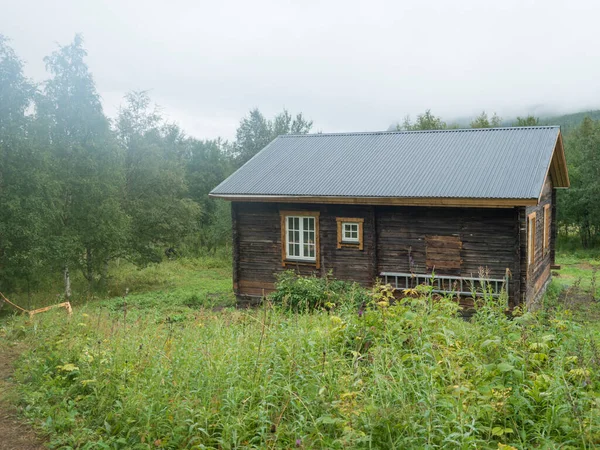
[38,35,128,296]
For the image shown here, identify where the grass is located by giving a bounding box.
[2,251,600,448]
[1,254,234,320]
[554,243,600,308]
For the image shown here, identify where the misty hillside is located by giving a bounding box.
[389,109,600,133]
[541,110,600,134]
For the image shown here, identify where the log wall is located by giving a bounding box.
[376,206,520,306]
[523,175,554,305]
[234,202,376,299]
[233,201,527,306]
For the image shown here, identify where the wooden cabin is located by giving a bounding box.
[210,126,569,308]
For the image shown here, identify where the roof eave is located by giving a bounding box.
[553,131,570,188]
[209,193,538,208]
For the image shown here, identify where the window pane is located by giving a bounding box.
[342,222,359,242]
[285,215,317,259]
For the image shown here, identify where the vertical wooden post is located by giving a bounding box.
[550,188,557,266]
[369,206,378,285]
[231,202,240,295]
[518,206,528,306]
[511,207,520,310]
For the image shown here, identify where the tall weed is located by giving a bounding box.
[3,275,600,448]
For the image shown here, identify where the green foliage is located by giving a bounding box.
[2,34,314,298]
[195,199,232,254]
[270,270,367,312]
[34,34,131,297]
[514,115,540,126]
[232,108,313,165]
[543,109,600,134]
[4,267,600,448]
[0,35,55,295]
[558,117,600,247]
[116,91,201,265]
[471,111,502,128]
[399,109,447,130]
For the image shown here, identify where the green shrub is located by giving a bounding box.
[269,270,368,312]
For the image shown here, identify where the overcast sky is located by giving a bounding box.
[1,0,599,139]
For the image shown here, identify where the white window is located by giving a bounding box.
[342,222,359,242]
[335,217,364,250]
[286,216,316,261]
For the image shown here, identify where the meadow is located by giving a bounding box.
[1,252,600,449]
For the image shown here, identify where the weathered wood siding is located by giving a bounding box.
[234,202,524,306]
[522,175,554,304]
[376,206,520,306]
[234,202,376,299]
[550,187,557,265]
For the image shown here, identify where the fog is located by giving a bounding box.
[1,0,599,139]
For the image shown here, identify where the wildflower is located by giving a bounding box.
[295,438,302,447]
[330,316,343,325]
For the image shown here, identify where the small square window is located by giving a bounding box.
[343,223,359,242]
[336,218,364,250]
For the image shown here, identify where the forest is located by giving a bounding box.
[0,34,312,302]
[1,33,600,304]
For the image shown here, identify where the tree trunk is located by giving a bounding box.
[27,277,32,311]
[63,265,72,299]
[85,247,94,294]
[100,257,109,290]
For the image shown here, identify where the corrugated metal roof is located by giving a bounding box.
[210,126,561,200]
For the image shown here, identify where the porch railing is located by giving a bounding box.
[379,272,509,299]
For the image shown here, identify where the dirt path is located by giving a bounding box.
[0,343,46,450]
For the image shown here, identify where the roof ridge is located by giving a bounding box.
[278,125,560,138]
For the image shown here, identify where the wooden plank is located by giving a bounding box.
[29,302,72,317]
[426,235,462,271]
[211,194,537,208]
[239,280,276,290]
[232,203,240,292]
[426,240,462,250]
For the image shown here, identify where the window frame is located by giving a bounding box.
[543,204,551,254]
[280,211,320,268]
[342,222,360,243]
[336,217,364,250]
[527,212,536,267]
